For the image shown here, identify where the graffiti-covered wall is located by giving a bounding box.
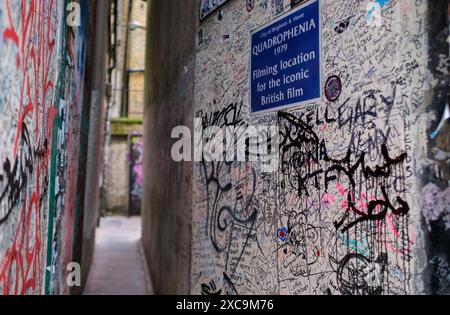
[191,0,448,295]
[0,0,87,295]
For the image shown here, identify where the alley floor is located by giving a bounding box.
[83,216,152,295]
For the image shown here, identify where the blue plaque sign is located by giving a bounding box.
[250,0,321,114]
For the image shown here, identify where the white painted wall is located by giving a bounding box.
[191,0,433,295]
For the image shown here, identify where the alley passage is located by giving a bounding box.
[84,217,151,295]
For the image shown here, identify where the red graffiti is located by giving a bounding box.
[0,0,57,295]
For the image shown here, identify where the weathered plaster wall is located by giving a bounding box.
[0,0,88,295]
[191,0,448,295]
[142,0,197,295]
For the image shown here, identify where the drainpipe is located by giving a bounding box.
[109,0,118,76]
[122,0,134,117]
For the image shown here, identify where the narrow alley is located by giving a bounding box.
[83,217,151,295]
[0,0,449,298]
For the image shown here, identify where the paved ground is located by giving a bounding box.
[83,216,152,295]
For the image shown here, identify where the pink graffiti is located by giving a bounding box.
[328,183,415,258]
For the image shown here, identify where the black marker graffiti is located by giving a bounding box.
[333,253,388,295]
[278,111,409,233]
[0,124,48,225]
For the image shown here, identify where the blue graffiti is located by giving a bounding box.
[366,5,378,24]
[339,233,371,257]
[376,0,391,7]
[430,103,450,140]
[277,227,288,242]
[367,0,391,25]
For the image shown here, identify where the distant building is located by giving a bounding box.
[104,0,147,216]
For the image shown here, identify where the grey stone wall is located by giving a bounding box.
[141,0,198,294]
